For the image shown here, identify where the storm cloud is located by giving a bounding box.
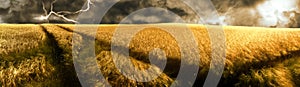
[0,0,299,28]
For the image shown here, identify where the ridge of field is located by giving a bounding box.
[0,24,300,86]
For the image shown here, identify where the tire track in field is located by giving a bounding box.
[54,24,300,86]
[41,24,174,86]
[55,24,183,78]
[39,25,81,87]
[1,24,298,86]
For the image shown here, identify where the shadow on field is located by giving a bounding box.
[53,25,300,86]
[40,26,81,87]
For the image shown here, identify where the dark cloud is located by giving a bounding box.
[212,0,265,13]
[100,0,198,24]
[0,0,42,23]
[0,0,300,28]
[0,0,86,23]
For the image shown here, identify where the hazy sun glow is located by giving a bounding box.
[34,15,49,21]
[256,0,298,27]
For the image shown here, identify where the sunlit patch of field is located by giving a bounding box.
[0,25,59,86]
[0,24,43,58]
[0,24,300,86]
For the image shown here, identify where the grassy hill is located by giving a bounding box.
[0,24,300,86]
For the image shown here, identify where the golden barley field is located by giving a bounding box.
[0,24,300,86]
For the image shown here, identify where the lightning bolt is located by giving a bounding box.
[34,0,93,23]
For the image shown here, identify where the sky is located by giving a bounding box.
[247,0,299,27]
[0,0,299,28]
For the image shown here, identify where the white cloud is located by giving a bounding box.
[0,0,10,9]
[256,0,298,27]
